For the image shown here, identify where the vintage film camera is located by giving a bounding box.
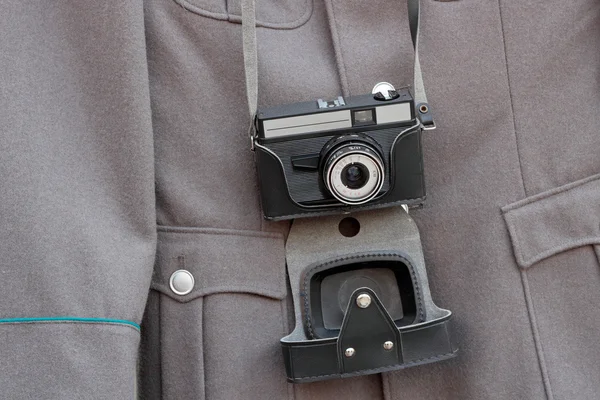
[253,83,457,382]
[253,83,425,220]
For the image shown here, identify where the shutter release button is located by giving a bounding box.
[169,270,195,296]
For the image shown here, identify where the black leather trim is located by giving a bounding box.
[282,289,457,383]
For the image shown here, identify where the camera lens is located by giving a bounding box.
[341,164,369,189]
[322,140,385,205]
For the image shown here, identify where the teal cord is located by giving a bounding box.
[0,317,140,330]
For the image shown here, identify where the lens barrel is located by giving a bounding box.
[322,139,385,205]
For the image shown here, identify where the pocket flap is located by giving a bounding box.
[502,174,600,268]
[152,227,286,302]
[174,0,312,29]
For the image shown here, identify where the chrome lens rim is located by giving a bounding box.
[325,149,385,205]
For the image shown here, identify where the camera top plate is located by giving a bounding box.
[256,89,415,141]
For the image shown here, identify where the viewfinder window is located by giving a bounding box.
[352,109,375,126]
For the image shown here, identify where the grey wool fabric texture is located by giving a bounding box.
[0,0,599,399]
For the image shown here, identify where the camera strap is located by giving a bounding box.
[241,0,435,139]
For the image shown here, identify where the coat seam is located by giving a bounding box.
[520,270,555,400]
[201,297,207,400]
[497,1,552,399]
[501,173,600,212]
[158,294,165,399]
[497,0,527,198]
[157,225,285,239]
[150,283,286,302]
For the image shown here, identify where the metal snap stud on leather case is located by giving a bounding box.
[282,207,458,383]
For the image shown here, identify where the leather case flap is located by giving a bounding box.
[502,174,600,268]
[152,227,286,302]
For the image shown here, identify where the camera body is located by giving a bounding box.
[253,87,426,220]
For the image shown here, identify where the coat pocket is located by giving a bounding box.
[502,173,600,269]
[141,226,291,400]
[501,173,600,398]
[173,0,313,29]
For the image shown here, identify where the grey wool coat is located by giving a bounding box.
[1,0,599,399]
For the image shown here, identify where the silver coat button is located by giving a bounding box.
[169,270,195,296]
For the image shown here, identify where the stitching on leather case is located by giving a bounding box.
[302,252,425,339]
[173,0,314,30]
